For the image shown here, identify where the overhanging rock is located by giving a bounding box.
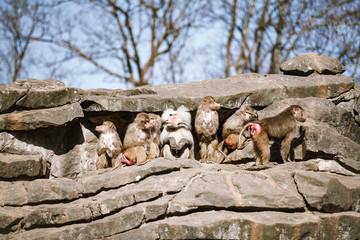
[80,74,354,112]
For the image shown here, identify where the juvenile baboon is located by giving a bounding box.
[222,105,258,149]
[224,133,240,153]
[95,121,122,169]
[119,146,148,165]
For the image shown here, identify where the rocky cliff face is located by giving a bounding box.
[1,53,360,239]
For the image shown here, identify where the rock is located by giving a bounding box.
[294,170,360,212]
[1,53,360,239]
[0,102,84,131]
[80,74,353,112]
[0,82,28,112]
[50,123,99,179]
[354,83,360,123]
[0,178,83,207]
[302,124,360,171]
[0,79,80,112]
[310,159,357,176]
[1,159,360,239]
[0,158,199,207]
[167,168,305,214]
[0,153,48,179]
[11,211,360,240]
[0,131,55,165]
[118,211,360,240]
[79,158,201,195]
[0,121,92,179]
[335,156,360,175]
[280,52,346,76]
[0,208,23,232]
[20,189,162,230]
[329,88,356,113]
[220,140,255,164]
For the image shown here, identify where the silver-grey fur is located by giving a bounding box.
[160,105,194,158]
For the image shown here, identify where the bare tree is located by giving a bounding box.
[34,0,209,87]
[224,0,237,77]
[213,0,360,80]
[0,0,48,83]
[0,0,358,87]
[298,0,360,79]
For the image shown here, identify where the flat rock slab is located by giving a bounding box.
[0,154,47,179]
[1,159,360,239]
[0,103,84,131]
[5,211,360,240]
[280,52,346,76]
[0,79,80,112]
[118,211,360,240]
[302,124,360,171]
[294,170,360,212]
[81,74,354,112]
[0,158,200,207]
[167,169,305,213]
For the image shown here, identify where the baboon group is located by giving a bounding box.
[95,96,306,171]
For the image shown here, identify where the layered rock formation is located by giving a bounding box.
[1,53,360,239]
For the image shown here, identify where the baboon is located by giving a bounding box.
[160,106,194,158]
[222,105,258,149]
[239,105,306,165]
[195,96,221,161]
[95,121,122,169]
[148,113,161,159]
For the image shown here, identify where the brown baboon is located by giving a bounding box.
[95,121,122,169]
[222,105,258,150]
[195,96,221,161]
[239,105,306,165]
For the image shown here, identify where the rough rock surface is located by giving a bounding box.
[280,52,346,76]
[0,78,80,112]
[1,53,360,239]
[0,103,83,131]
[0,154,48,179]
[81,73,353,112]
[1,159,360,239]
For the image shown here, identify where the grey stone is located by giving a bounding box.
[167,169,305,214]
[115,211,360,240]
[294,170,360,212]
[19,189,162,230]
[0,102,84,131]
[280,52,346,76]
[80,74,353,112]
[1,159,360,239]
[3,79,80,110]
[310,159,357,176]
[0,82,28,112]
[0,178,82,206]
[0,122,96,179]
[0,153,48,179]
[78,158,201,195]
[354,83,360,123]
[1,54,360,239]
[302,124,360,171]
[221,140,255,163]
[0,132,55,165]
[0,208,23,232]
